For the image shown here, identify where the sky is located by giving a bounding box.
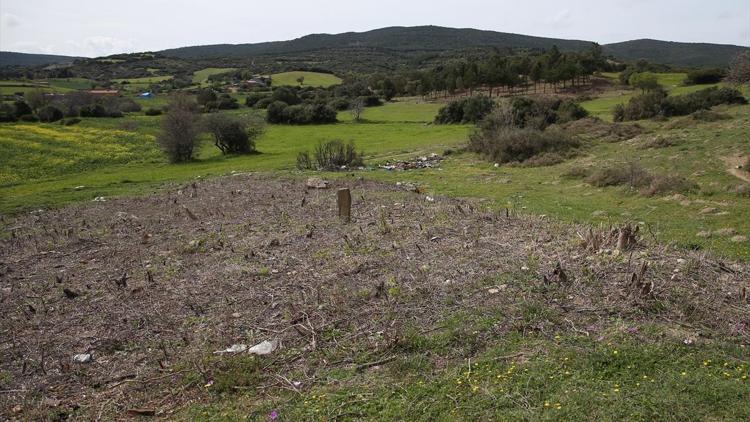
[1,0,749,57]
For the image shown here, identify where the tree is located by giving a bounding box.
[266,101,289,123]
[25,89,47,110]
[726,51,750,86]
[157,95,201,163]
[381,78,396,101]
[350,97,365,122]
[196,89,217,106]
[204,113,264,154]
[296,75,305,86]
[628,72,660,92]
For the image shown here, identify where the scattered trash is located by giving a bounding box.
[396,181,423,193]
[306,177,329,189]
[425,196,435,202]
[92,196,107,202]
[72,353,92,363]
[380,153,442,171]
[74,186,86,190]
[248,339,279,355]
[214,344,248,354]
[269,410,279,421]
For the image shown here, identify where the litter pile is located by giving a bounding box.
[379,153,443,171]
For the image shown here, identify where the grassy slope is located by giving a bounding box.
[193,68,237,85]
[0,78,96,95]
[581,73,736,121]
[271,71,342,88]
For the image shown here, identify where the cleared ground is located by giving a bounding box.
[1,175,748,420]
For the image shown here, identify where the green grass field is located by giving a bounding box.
[112,75,173,84]
[0,78,97,95]
[192,68,237,85]
[337,101,443,122]
[271,71,342,88]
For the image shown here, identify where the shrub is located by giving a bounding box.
[283,104,312,124]
[37,105,63,122]
[642,175,698,196]
[157,95,201,163]
[435,95,494,124]
[586,163,652,188]
[13,101,32,118]
[309,103,337,123]
[216,95,239,110]
[628,72,661,91]
[144,107,162,116]
[266,101,288,123]
[328,97,350,111]
[19,114,39,122]
[685,68,725,85]
[80,104,108,118]
[689,110,731,122]
[253,97,274,109]
[640,136,681,149]
[271,86,300,105]
[615,89,667,121]
[468,125,579,165]
[196,89,217,106]
[62,117,81,126]
[359,95,382,107]
[204,113,264,154]
[0,103,17,122]
[556,100,589,123]
[245,92,269,107]
[662,87,747,116]
[297,140,364,170]
[118,98,142,113]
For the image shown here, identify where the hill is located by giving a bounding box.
[160,26,594,59]
[0,51,80,67]
[603,39,749,68]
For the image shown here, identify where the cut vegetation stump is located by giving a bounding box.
[337,188,351,222]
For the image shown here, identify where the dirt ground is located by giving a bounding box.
[1,174,749,419]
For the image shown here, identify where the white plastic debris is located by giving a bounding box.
[248,339,279,355]
[214,344,248,354]
[72,353,92,363]
[425,196,435,202]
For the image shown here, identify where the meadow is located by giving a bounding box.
[271,71,343,87]
[192,67,237,85]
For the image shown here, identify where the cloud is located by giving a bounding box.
[2,13,23,28]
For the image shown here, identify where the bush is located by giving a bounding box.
[297,140,364,170]
[245,92,269,107]
[328,97,350,111]
[253,97,274,109]
[19,114,39,122]
[615,89,667,121]
[216,95,239,110]
[435,95,494,124]
[468,124,579,165]
[13,101,32,118]
[309,103,337,123]
[0,103,17,122]
[271,86,300,105]
[204,113,263,154]
[642,175,698,196]
[556,100,589,123]
[359,95,382,107]
[62,117,81,126]
[586,163,652,188]
[196,89,217,106]
[37,105,63,122]
[266,101,289,123]
[662,87,747,116]
[80,104,108,118]
[283,104,312,124]
[144,107,162,116]
[157,95,201,163]
[685,68,725,85]
[118,98,142,113]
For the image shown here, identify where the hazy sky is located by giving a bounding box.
[1,0,749,57]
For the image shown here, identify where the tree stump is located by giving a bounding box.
[337,188,351,222]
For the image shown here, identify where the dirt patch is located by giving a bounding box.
[723,154,750,184]
[1,175,748,418]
